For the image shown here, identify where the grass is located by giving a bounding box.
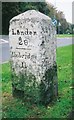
[57,34,74,38]
[1,45,72,118]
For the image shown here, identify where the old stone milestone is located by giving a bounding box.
[9,10,58,105]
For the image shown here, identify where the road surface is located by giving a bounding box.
[0,35,73,64]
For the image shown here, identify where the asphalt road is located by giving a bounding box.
[0,35,73,64]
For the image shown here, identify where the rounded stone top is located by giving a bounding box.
[10,10,51,23]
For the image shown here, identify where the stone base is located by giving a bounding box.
[12,64,58,105]
[39,64,58,105]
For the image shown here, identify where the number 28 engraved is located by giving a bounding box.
[19,37,28,46]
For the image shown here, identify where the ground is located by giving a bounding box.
[1,45,73,119]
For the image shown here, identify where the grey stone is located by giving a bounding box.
[9,10,58,105]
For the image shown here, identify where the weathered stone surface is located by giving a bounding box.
[9,10,58,105]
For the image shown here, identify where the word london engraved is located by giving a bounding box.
[9,10,58,105]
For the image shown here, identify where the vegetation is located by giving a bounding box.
[57,34,74,38]
[2,1,73,35]
[1,45,72,118]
